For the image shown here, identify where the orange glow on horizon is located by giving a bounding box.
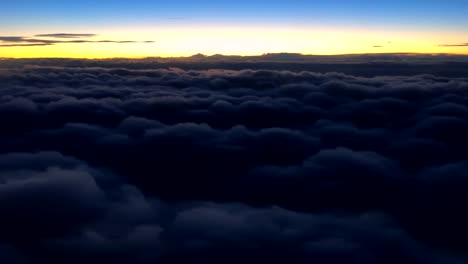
[1,26,467,58]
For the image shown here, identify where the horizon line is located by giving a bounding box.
[2,52,468,60]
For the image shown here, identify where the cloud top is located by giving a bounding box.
[0,60,467,263]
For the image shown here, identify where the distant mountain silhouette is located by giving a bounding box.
[190,53,207,59]
[170,52,468,64]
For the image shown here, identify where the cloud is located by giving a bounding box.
[0,151,461,263]
[439,43,468,47]
[0,43,53,47]
[0,34,155,47]
[0,36,55,47]
[97,40,155,43]
[0,36,31,42]
[34,33,98,38]
[0,60,467,263]
[372,45,383,48]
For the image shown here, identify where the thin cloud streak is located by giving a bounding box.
[0,36,51,43]
[0,34,155,48]
[34,33,98,38]
[0,43,53,47]
[439,43,468,47]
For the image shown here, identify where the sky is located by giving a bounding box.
[1,0,468,58]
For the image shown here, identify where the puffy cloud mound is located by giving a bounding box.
[0,62,467,263]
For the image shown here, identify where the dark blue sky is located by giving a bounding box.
[2,0,467,28]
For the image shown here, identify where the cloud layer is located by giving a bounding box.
[0,61,467,263]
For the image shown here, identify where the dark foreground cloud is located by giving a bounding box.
[0,61,467,263]
[0,153,461,264]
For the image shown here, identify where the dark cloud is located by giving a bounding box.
[97,40,155,44]
[0,36,33,42]
[439,43,468,47]
[0,60,467,263]
[372,45,383,48]
[34,33,98,38]
[4,54,468,76]
[0,36,55,45]
[0,151,461,263]
[0,35,155,47]
[0,43,53,47]
[0,36,58,43]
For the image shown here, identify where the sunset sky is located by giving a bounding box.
[1,0,468,58]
